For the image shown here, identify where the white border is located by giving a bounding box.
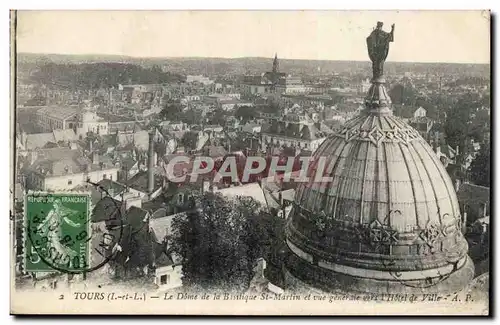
[2,1,497,323]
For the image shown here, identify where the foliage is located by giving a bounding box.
[444,93,482,150]
[159,101,184,121]
[181,131,199,151]
[179,109,200,125]
[389,83,416,105]
[468,146,491,187]
[206,108,228,126]
[235,105,258,123]
[29,62,185,90]
[111,224,158,279]
[170,193,280,291]
[262,102,281,115]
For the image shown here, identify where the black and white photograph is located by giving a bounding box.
[9,10,491,315]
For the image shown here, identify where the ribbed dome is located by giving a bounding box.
[294,113,461,231]
[285,89,474,294]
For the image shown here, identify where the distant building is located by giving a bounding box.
[276,76,308,95]
[281,94,333,109]
[76,108,109,137]
[360,78,371,93]
[24,148,119,191]
[413,106,427,118]
[149,211,185,290]
[17,129,78,151]
[241,54,308,96]
[186,75,213,85]
[181,95,201,104]
[261,108,333,153]
[33,106,79,132]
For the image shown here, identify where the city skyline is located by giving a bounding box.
[16,10,490,64]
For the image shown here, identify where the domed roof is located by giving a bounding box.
[285,75,473,295]
[293,112,460,232]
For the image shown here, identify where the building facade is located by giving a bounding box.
[34,106,79,132]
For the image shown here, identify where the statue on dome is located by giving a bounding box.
[367,22,395,80]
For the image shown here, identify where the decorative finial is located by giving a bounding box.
[366,22,395,81]
[364,22,396,116]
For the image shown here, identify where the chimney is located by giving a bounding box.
[92,152,99,165]
[147,131,155,193]
[89,140,93,152]
[202,180,211,194]
[29,150,38,166]
[153,151,158,167]
[462,212,468,234]
[455,145,459,158]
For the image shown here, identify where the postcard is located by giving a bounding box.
[10,10,490,315]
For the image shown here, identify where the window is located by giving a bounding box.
[67,180,73,185]
[178,193,184,204]
[160,274,170,285]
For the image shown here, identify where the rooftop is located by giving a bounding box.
[117,130,150,151]
[261,120,331,141]
[92,196,123,223]
[127,170,163,194]
[25,133,56,150]
[97,179,127,196]
[125,206,149,232]
[214,182,267,207]
[35,106,79,120]
[53,129,78,143]
[155,252,175,267]
[457,183,490,204]
[28,148,118,177]
[149,212,186,243]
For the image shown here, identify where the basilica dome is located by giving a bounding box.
[284,82,474,294]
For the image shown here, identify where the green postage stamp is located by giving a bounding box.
[24,192,91,273]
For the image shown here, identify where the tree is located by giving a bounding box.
[262,102,281,115]
[29,62,185,90]
[207,108,227,126]
[179,108,199,125]
[170,193,278,291]
[160,101,183,121]
[444,93,477,150]
[235,105,257,123]
[468,146,490,187]
[181,131,199,151]
[389,82,416,106]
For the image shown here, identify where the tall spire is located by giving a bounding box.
[272,53,279,74]
[364,22,395,116]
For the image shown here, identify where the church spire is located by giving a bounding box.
[272,53,279,74]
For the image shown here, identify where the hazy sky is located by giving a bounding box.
[16,10,490,63]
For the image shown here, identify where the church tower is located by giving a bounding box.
[272,53,279,74]
[270,53,281,96]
